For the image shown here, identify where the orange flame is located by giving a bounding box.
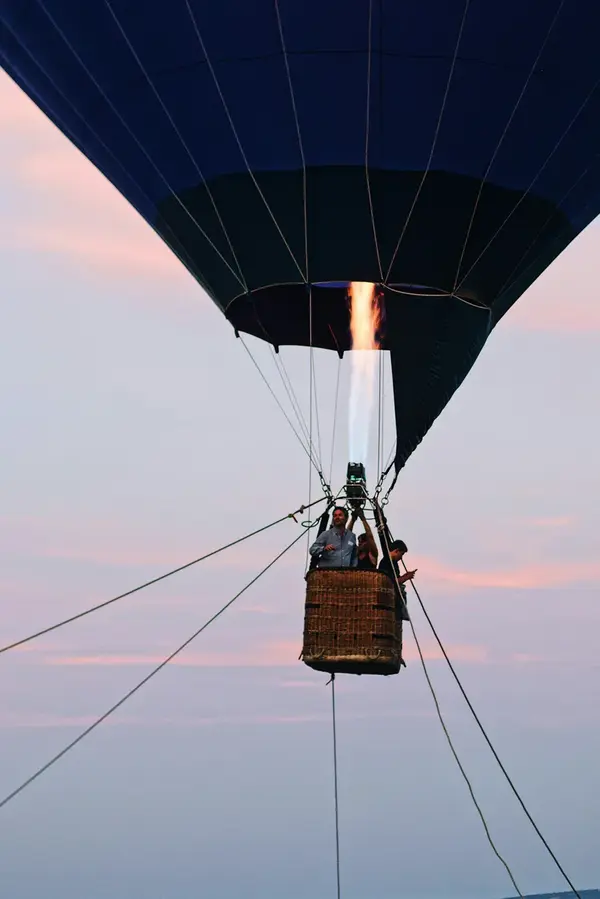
[348,282,381,463]
[349,282,381,350]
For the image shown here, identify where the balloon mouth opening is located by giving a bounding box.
[385,283,490,309]
[227,281,491,313]
[225,279,491,354]
[310,281,490,310]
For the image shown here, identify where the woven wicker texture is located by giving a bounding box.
[301,568,403,676]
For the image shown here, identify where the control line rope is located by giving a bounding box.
[0,528,308,811]
[329,673,342,899]
[0,497,326,656]
[401,561,582,899]
[375,517,522,895]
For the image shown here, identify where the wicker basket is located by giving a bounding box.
[301,568,403,676]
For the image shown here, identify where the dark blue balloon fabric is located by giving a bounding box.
[2,1,600,470]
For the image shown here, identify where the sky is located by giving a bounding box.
[1,68,599,899]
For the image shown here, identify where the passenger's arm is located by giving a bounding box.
[359,511,378,558]
[398,569,417,584]
[309,531,327,557]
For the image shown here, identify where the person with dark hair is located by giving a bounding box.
[309,506,357,569]
[348,506,378,570]
[378,539,417,621]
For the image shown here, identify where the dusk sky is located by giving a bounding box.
[1,69,599,899]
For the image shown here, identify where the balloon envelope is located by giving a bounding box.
[2,0,600,470]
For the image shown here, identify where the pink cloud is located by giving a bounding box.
[0,512,302,570]
[25,538,299,571]
[16,150,118,198]
[6,147,188,281]
[0,711,323,729]
[510,652,548,664]
[43,639,303,669]
[3,72,599,328]
[4,508,594,588]
[0,707,437,729]
[525,515,575,529]
[5,222,186,281]
[501,222,600,333]
[414,555,600,590]
[4,516,599,617]
[41,638,489,669]
[0,73,50,134]
[0,713,109,729]
[403,642,489,664]
[238,604,282,615]
[0,75,190,284]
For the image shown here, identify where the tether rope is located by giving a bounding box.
[399,555,582,899]
[375,521,523,894]
[0,497,326,656]
[0,527,309,812]
[239,335,323,473]
[328,673,342,899]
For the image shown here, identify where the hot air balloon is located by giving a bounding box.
[2,0,600,675]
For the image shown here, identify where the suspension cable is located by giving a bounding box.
[102,0,249,292]
[36,0,245,292]
[376,351,384,482]
[0,527,310,812]
[364,0,383,281]
[384,0,471,283]
[306,287,315,569]
[182,0,306,282]
[372,517,522,894]
[329,358,342,486]
[311,350,324,470]
[381,469,400,505]
[239,335,322,472]
[270,347,323,471]
[399,558,582,899]
[0,497,326,656]
[373,456,395,502]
